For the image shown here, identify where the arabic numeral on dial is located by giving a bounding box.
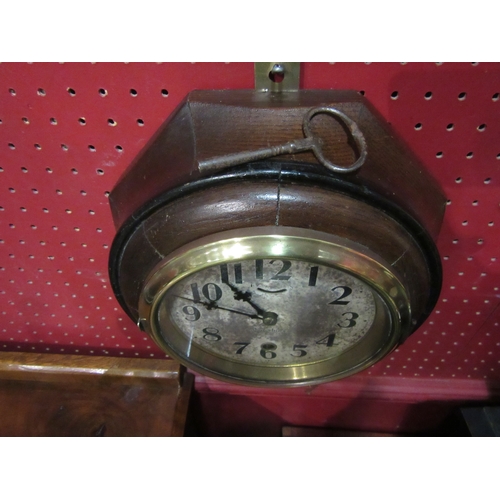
[260,342,277,359]
[338,312,359,328]
[191,282,223,302]
[270,260,291,280]
[329,286,352,305]
[201,283,223,302]
[255,259,264,280]
[234,263,243,284]
[182,306,200,321]
[316,333,337,347]
[220,264,229,283]
[255,259,292,280]
[308,266,319,286]
[202,327,221,341]
[220,263,243,284]
[291,344,307,357]
[191,283,201,302]
[234,342,250,354]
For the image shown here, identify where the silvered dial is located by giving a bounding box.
[158,259,376,366]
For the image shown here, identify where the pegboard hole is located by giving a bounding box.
[8,143,15,150]
[67,88,76,96]
[80,190,87,196]
[107,118,117,127]
[61,144,68,151]
[22,117,29,124]
[488,221,494,227]
[161,89,169,97]
[414,123,422,130]
[493,93,499,101]
[9,88,16,95]
[50,117,57,125]
[37,88,46,96]
[45,167,52,173]
[455,177,462,183]
[21,167,28,173]
[88,145,96,152]
[446,123,454,131]
[34,144,41,150]
[466,152,474,159]
[484,177,491,184]
[472,200,479,206]
[478,239,484,245]
[137,119,144,126]
[115,145,123,152]
[462,220,468,226]
[99,88,107,97]
[436,151,443,158]
[477,123,486,131]
[31,188,38,194]
[458,92,467,100]
[390,91,398,100]
[130,89,138,96]
[96,169,104,176]
[78,117,86,125]
[71,168,78,175]
[424,91,433,100]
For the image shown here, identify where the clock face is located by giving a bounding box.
[139,227,410,386]
[160,259,377,366]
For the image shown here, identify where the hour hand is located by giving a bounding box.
[221,278,277,323]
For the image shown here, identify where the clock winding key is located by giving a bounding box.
[198,106,367,175]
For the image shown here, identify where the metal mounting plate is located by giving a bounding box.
[254,62,300,92]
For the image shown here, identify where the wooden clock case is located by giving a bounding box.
[108,90,446,350]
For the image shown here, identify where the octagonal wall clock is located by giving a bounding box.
[108,71,445,387]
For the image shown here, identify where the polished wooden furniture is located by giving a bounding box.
[0,351,193,436]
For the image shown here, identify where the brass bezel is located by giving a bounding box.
[138,226,411,386]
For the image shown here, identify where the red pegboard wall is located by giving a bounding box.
[1,62,499,390]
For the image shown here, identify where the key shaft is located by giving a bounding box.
[198,137,317,173]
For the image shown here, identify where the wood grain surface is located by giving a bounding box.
[116,177,432,327]
[110,90,445,237]
[0,351,193,436]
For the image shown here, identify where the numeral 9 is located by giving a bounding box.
[182,306,200,321]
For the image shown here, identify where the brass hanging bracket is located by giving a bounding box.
[254,62,301,92]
